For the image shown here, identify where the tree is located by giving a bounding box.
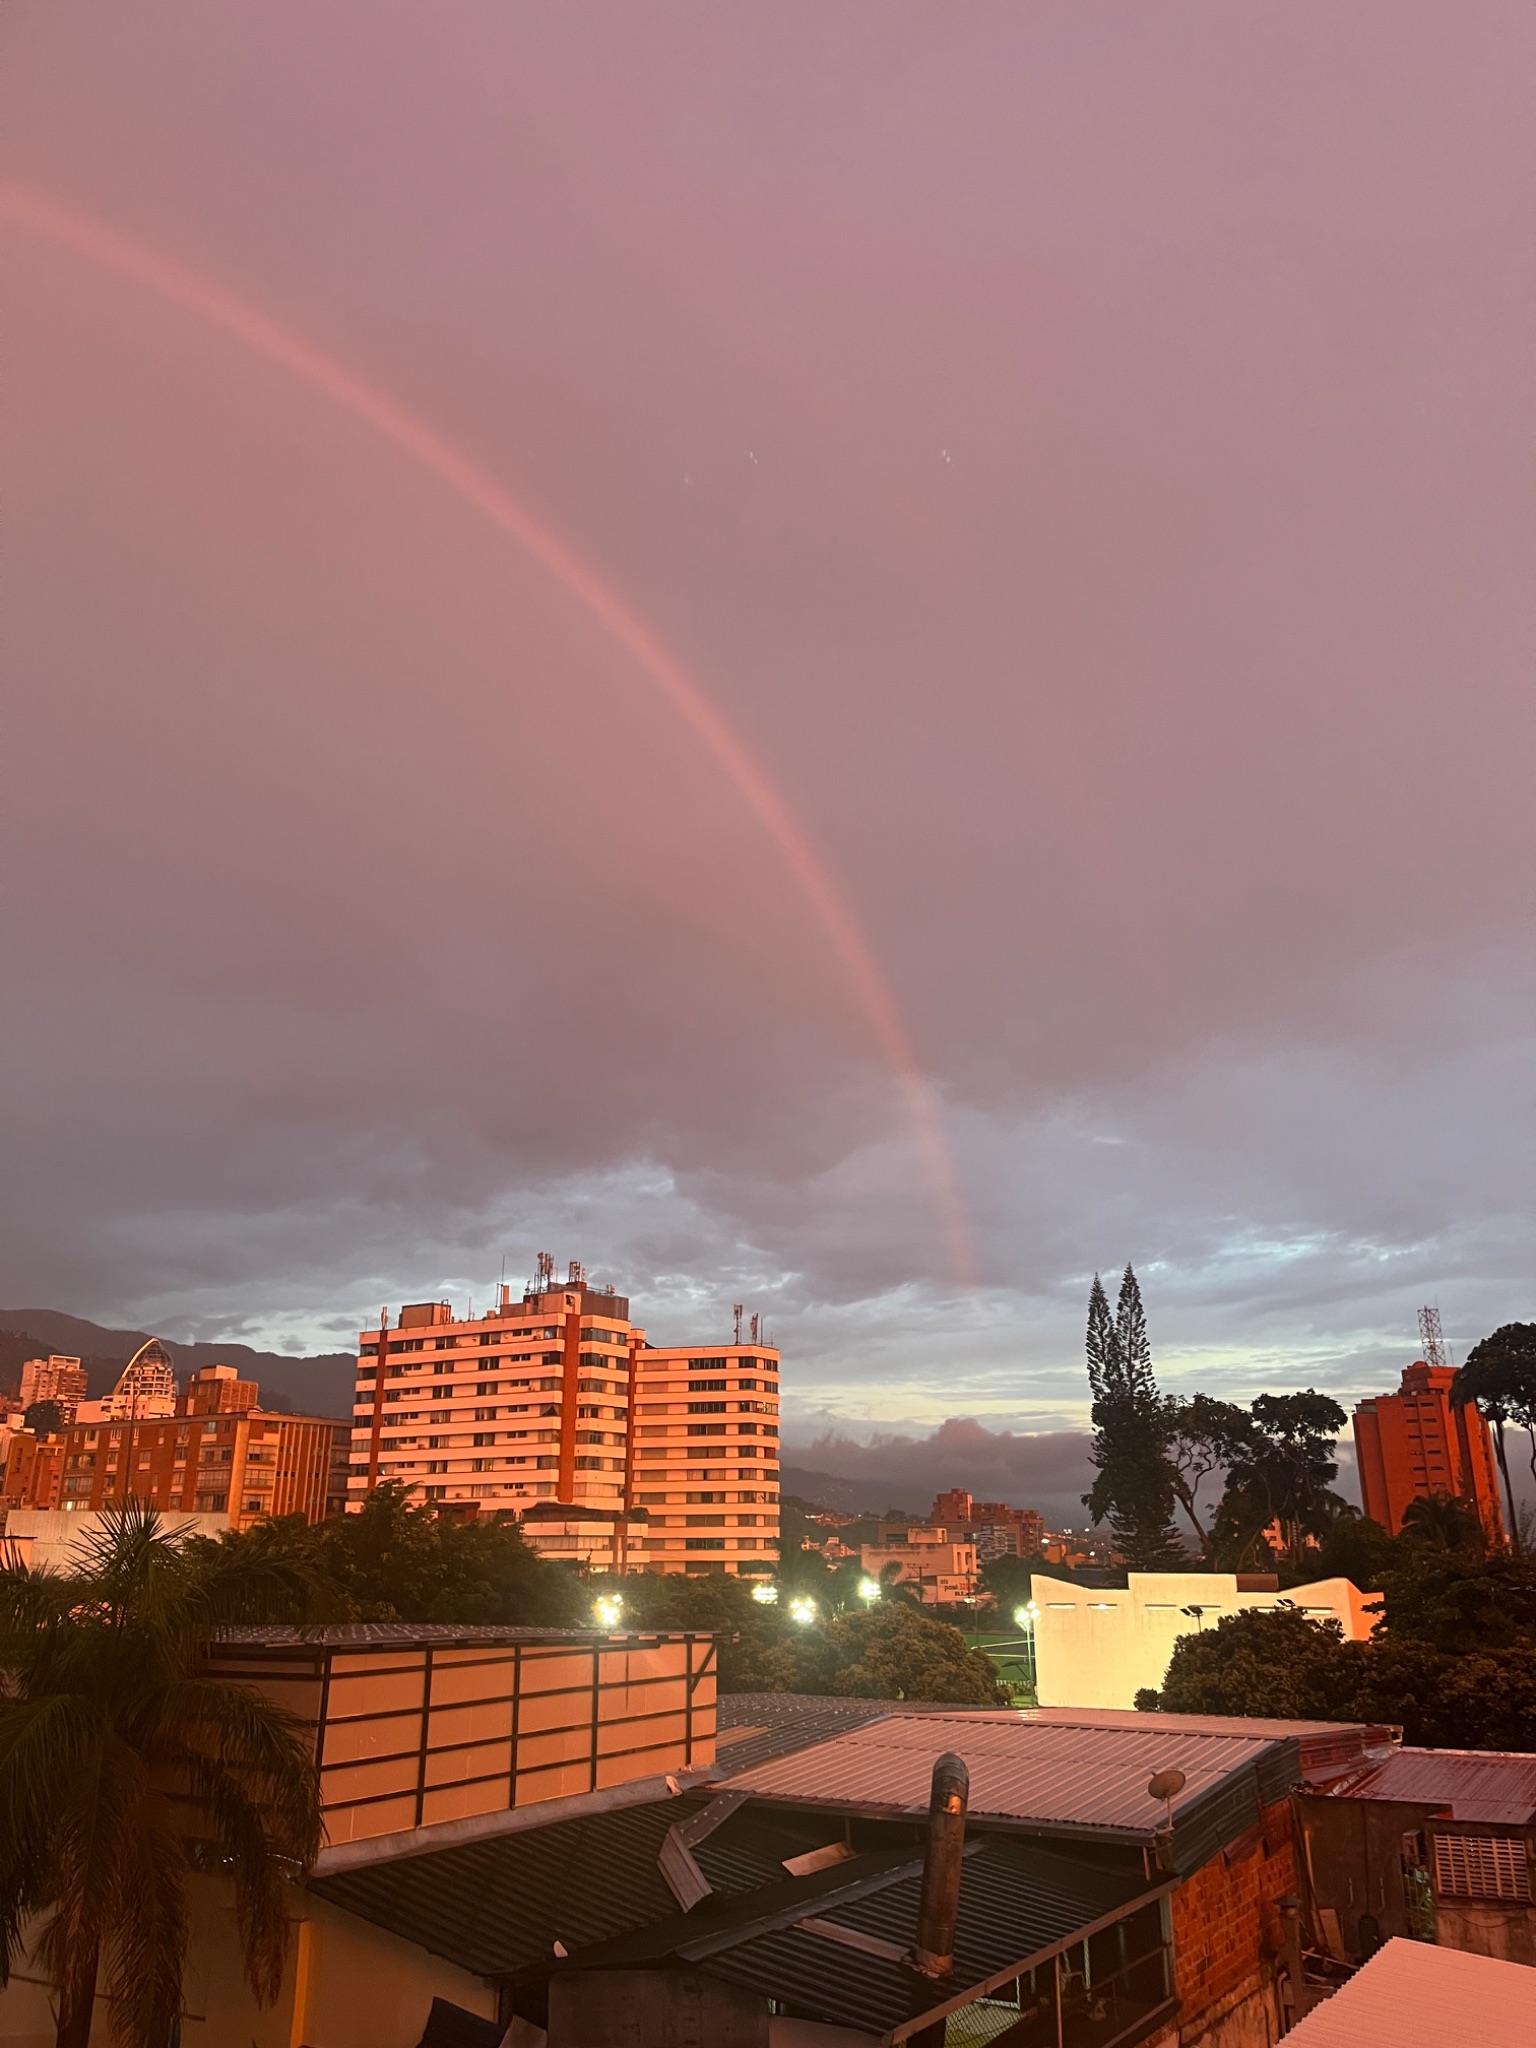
[1210,1392,1348,1568]
[979,1552,1036,1613]
[1082,1268,1184,1567]
[1398,1493,1487,1558]
[189,1483,584,1627]
[0,1503,322,2048]
[1453,1324,1536,1559]
[1162,1395,1253,1559]
[1142,1607,1366,1721]
[21,1402,63,1439]
[822,1603,1006,1705]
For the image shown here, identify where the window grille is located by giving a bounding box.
[1434,1833,1530,1900]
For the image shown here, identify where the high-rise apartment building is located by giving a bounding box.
[349,1262,779,1575]
[1353,1360,1505,1540]
[629,1341,780,1574]
[53,1365,349,1528]
[19,1355,88,1420]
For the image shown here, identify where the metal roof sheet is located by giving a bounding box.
[715,1693,993,1775]
[1021,1707,1399,1778]
[308,1790,891,1977]
[721,1711,1284,1840]
[689,1837,1171,2043]
[1284,1937,1536,2046]
[1325,1746,1536,1824]
[213,1622,686,1649]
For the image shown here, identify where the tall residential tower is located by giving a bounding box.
[348,1260,779,1574]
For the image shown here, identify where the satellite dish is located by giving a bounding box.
[1148,1769,1187,1803]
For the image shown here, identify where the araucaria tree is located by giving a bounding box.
[1453,1324,1536,1560]
[1083,1267,1184,1567]
[0,1503,323,2048]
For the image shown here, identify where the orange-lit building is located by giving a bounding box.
[18,1354,88,1419]
[51,1364,349,1529]
[930,1490,1045,1562]
[1,1428,64,1510]
[628,1340,780,1575]
[351,1263,780,1575]
[1353,1359,1505,1540]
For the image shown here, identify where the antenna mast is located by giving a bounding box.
[1418,1304,1451,1371]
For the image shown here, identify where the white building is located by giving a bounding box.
[1030,1570,1377,1710]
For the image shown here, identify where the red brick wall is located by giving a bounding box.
[1171,1798,1295,2032]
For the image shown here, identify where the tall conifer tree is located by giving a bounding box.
[1083,1265,1184,1567]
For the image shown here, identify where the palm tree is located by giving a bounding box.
[0,1502,323,2048]
[1452,1324,1536,1560]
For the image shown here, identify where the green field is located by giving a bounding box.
[967,1631,1037,1705]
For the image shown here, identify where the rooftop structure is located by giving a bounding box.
[99,1336,178,1419]
[859,1524,977,1605]
[1352,1359,1505,1541]
[210,1621,719,1862]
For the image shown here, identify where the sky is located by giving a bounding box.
[2,3,1532,1498]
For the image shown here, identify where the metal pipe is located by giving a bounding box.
[914,1752,969,1978]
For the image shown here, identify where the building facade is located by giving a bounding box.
[349,1265,780,1576]
[17,1354,88,1419]
[1031,1570,1378,1710]
[860,1522,977,1604]
[52,1365,348,1529]
[1353,1360,1505,1540]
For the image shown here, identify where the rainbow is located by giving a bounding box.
[1,183,974,1283]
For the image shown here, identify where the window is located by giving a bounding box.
[685,1537,726,1550]
[688,1423,727,1436]
[690,1380,727,1393]
[688,1491,727,1503]
[689,1401,727,1413]
[1434,1834,1530,1900]
[689,1358,727,1370]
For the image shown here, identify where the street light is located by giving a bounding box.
[1013,1600,1040,1630]
[751,1583,780,1605]
[858,1577,881,1604]
[592,1594,623,1629]
[787,1595,818,1626]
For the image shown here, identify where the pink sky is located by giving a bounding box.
[1,3,1532,1463]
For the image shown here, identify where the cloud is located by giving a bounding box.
[785,1418,1097,1527]
[0,2,1530,1429]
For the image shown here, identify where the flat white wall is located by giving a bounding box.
[2,1508,230,1574]
[1031,1572,1375,1709]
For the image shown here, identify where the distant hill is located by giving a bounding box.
[777,1462,919,1517]
[0,1309,354,1418]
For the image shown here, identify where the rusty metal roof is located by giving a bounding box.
[1285,1937,1536,2046]
[720,1711,1285,1843]
[1323,1746,1536,1824]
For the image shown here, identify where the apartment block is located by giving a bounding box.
[350,1264,779,1576]
[628,1341,780,1575]
[18,1354,88,1419]
[351,1270,635,1517]
[54,1365,348,1529]
[1353,1359,1505,1540]
[860,1522,976,1604]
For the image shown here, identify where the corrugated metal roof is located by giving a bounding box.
[1285,1937,1536,2046]
[1021,1707,1399,1779]
[714,1693,994,1774]
[721,1710,1283,1840]
[688,1837,1171,2042]
[1324,1746,1536,1824]
[309,1790,888,1976]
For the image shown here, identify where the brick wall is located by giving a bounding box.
[1171,1798,1295,2042]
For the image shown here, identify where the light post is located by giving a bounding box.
[592,1593,623,1629]
[858,1577,881,1605]
[751,1582,780,1606]
[1012,1599,1040,1692]
[788,1595,818,1627]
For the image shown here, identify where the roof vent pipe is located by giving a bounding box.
[913,1752,969,1979]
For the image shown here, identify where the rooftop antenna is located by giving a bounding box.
[733,1303,744,1344]
[1418,1304,1451,1370]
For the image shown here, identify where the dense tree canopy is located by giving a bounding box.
[1083,1268,1184,1568]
